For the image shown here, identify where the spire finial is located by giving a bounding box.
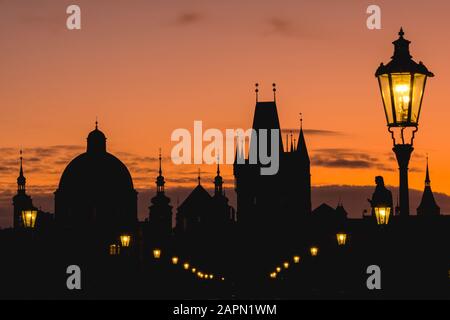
[425,154,431,186]
[158,148,162,176]
[198,168,201,185]
[19,149,23,175]
[255,83,259,103]
[290,131,294,152]
[95,117,98,130]
[272,83,277,101]
[300,113,303,129]
[217,154,220,175]
[399,27,404,38]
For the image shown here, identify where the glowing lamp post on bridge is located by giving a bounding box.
[376,28,434,217]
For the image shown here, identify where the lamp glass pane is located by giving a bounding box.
[378,74,394,125]
[391,73,412,125]
[411,74,426,124]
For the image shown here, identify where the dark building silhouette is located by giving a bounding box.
[54,122,137,230]
[175,167,235,235]
[234,86,311,230]
[148,151,173,237]
[12,151,34,229]
[417,158,440,216]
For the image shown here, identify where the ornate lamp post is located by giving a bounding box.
[376,28,434,216]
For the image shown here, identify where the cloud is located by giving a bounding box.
[311,148,394,171]
[267,17,297,37]
[282,128,344,136]
[175,12,204,26]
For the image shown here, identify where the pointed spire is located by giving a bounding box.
[255,83,259,103]
[156,148,166,193]
[425,155,431,186]
[272,83,277,102]
[17,149,26,193]
[290,131,294,153]
[214,156,223,196]
[296,113,309,162]
[417,154,440,216]
[197,168,201,185]
[95,117,98,130]
[158,148,162,176]
[19,149,23,177]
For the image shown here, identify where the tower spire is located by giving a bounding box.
[156,148,165,194]
[159,148,162,176]
[198,168,201,185]
[255,83,259,103]
[17,149,26,193]
[425,155,431,186]
[95,117,98,130]
[272,83,277,102]
[290,131,294,153]
[214,156,224,196]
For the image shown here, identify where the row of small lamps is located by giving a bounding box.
[269,233,348,279]
[110,236,225,282]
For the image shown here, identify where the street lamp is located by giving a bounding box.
[376,28,434,216]
[21,209,37,229]
[270,272,277,279]
[276,267,282,273]
[336,233,348,246]
[293,256,301,264]
[153,248,161,259]
[120,235,131,248]
[374,206,391,226]
[109,244,120,256]
[283,262,290,269]
[310,246,319,257]
[183,262,190,270]
[171,256,179,265]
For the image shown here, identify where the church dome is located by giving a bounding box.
[55,123,137,229]
[58,152,134,193]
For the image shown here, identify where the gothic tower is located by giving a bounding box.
[234,85,312,230]
[12,151,34,229]
[148,150,173,236]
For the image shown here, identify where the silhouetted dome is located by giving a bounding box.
[55,124,137,229]
[87,127,107,153]
[58,152,134,193]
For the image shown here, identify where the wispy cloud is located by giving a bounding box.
[312,148,394,171]
[175,12,204,26]
[282,128,344,136]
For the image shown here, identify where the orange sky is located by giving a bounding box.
[1,0,450,225]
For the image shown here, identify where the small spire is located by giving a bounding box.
[255,83,259,103]
[399,27,404,38]
[158,148,162,176]
[425,155,431,186]
[272,83,277,102]
[217,156,220,176]
[19,149,23,176]
[198,168,201,185]
[286,133,289,152]
[290,131,294,152]
[300,113,303,129]
[95,117,98,130]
